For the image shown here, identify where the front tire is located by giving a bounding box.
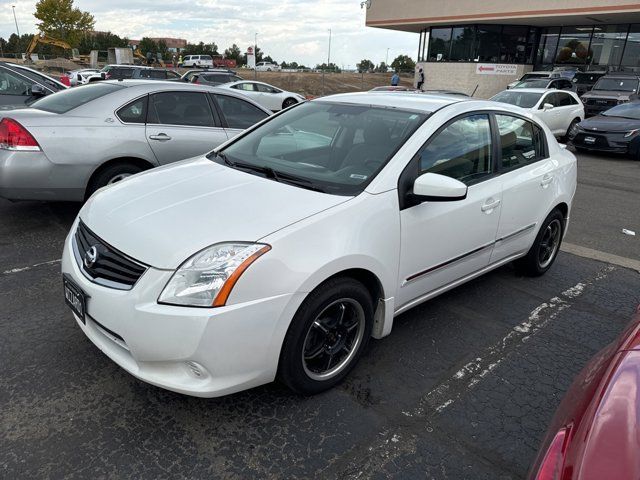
[515,209,565,276]
[278,277,374,395]
[282,97,298,109]
[565,118,580,141]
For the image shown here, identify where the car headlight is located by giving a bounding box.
[158,242,271,307]
[624,129,639,138]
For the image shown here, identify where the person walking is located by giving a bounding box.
[391,70,400,86]
[416,67,425,90]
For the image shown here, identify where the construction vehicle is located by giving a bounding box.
[133,49,165,67]
[25,32,80,63]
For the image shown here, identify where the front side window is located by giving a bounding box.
[147,91,214,127]
[417,114,492,185]
[0,68,34,96]
[213,102,428,195]
[117,96,147,124]
[234,83,256,91]
[214,94,268,129]
[496,114,545,170]
[30,83,125,113]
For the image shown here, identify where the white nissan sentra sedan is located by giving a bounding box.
[61,92,577,397]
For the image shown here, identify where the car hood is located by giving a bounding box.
[579,115,640,132]
[583,90,632,99]
[80,157,351,269]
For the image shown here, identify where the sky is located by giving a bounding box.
[0,0,418,68]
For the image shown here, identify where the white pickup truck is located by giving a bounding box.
[255,61,281,72]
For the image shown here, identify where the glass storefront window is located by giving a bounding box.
[429,28,452,61]
[555,26,592,64]
[621,24,640,69]
[500,26,530,63]
[450,26,476,62]
[538,27,560,65]
[476,25,501,62]
[590,25,628,67]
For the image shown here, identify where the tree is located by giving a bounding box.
[34,0,95,47]
[138,37,158,56]
[375,61,388,73]
[315,62,341,73]
[77,31,128,54]
[224,44,243,65]
[357,59,374,73]
[391,54,416,72]
[157,40,169,59]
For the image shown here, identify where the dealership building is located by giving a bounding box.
[366,1,640,97]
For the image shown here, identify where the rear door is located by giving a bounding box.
[145,90,228,165]
[491,113,558,262]
[211,93,270,138]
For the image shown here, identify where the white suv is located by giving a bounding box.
[255,61,281,72]
[182,55,214,68]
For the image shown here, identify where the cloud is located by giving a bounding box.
[0,0,417,67]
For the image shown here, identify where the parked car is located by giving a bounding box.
[255,61,281,72]
[179,69,208,83]
[0,62,67,108]
[422,89,469,97]
[181,55,214,68]
[61,68,102,87]
[60,93,577,398]
[581,73,640,116]
[569,102,640,159]
[131,68,181,80]
[507,71,558,89]
[189,70,243,86]
[0,81,271,201]
[100,64,152,80]
[491,88,584,138]
[528,305,640,480]
[571,70,607,97]
[511,77,574,91]
[219,80,304,111]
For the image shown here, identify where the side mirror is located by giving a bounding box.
[412,172,467,202]
[30,84,47,97]
[543,103,554,111]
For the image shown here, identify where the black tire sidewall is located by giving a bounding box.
[282,98,297,109]
[520,209,565,276]
[278,278,374,395]
[88,164,143,198]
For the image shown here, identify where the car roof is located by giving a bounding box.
[317,91,466,112]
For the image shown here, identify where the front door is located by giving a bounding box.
[145,91,228,165]
[397,114,502,309]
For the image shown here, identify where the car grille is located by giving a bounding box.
[585,98,617,108]
[573,133,610,148]
[73,221,146,290]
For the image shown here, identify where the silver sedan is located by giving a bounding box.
[0,80,271,201]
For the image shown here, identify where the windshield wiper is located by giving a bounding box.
[217,152,325,193]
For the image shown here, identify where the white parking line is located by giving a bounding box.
[1,259,61,275]
[418,265,615,415]
[562,242,640,273]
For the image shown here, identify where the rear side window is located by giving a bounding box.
[140,70,166,79]
[117,96,147,124]
[30,83,124,113]
[233,83,256,91]
[203,74,233,83]
[214,94,268,129]
[147,91,215,127]
[496,114,546,170]
[417,114,493,185]
[0,67,34,96]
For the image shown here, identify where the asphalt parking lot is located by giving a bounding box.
[1,152,639,479]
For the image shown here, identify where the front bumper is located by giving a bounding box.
[0,150,87,201]
[571,131,636,155]
[61,226,304,397]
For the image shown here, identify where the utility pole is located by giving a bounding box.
[327,29,331,69]
[254,32,258,80]
[386,48,389,68]
[12,5,21,57]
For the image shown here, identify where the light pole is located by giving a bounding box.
[385,48,389,68]
[12,5,21,56]
[327,29,331,69]
[254,32,258,79]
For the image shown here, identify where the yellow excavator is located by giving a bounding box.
[25,32,80,63]
[133,49,165,67]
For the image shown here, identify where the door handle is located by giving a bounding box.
[149,133,171,141]
[540,174,553,187]
[481,198,501,212]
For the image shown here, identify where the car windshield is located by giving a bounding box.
[491,91,542,108]
[30,83,125,113]
[602,103,640,120]
[211,102,428,196]
[593,78,639,92]
[513,79,549,89]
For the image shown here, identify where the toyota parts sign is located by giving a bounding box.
[476,64,518,76]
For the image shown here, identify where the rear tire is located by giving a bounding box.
[87,163,144,199]
[515,209,565,277]
[278,277,374,395]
